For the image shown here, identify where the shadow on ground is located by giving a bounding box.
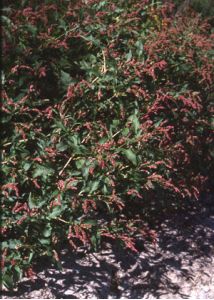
[2,194,214,299]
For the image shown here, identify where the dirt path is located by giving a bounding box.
[2,198,214,299]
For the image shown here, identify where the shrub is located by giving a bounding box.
[1,0,213,289]
[174,0,214,17]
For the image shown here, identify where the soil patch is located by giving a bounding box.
[2,196,214,299]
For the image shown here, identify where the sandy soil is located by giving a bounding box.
[2,195,214,299]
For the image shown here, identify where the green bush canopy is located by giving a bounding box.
[1,0,213,289]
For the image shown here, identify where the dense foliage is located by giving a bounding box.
[1,0,213,289]
[174,0,214,17]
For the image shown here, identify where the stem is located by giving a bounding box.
[59,156,73,176]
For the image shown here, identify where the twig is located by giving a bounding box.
[81,132,90,143]
[3,139,26,147]
[101,50,107,74]
[112,130,121,138]
[59,156,73,176]
[55,217,70,224]
[2,142,12,147]
[92,77,99,83]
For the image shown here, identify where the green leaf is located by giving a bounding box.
[8,240,21,250]
[89,180,100,194]
[126,50,132,61]
[23,162,31,171]
[1,16,12,26]
[76,158,85,169]
[102,184,108,195]
[83,219,97,226]
[2,274,14,290]
[53,121,68,132]
[39,238,51,246]
[91,235,98,251]
[24,24,37,36]
[28,252,34,263]
[99,137,108,144]
[82,166,90,179]
[90,232,101,252]
[51,190,59,198]
[56,142,68,152]
[33,166,54,178]
[28,192,37,209]
[211,117,214,130]
[122,149,137,166]
[60,70,72,88]
[1,242,8,249]
[49,206,62,219]
[122,128,129,136]
[43,224,52,238]
[14,266,23,282]
[135,40,144,57]
[154,118,164,128]
[129,114,140,133]
[53,259,63,271]
[81,34,100,47]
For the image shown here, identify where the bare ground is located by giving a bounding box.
[1,195,214,299]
